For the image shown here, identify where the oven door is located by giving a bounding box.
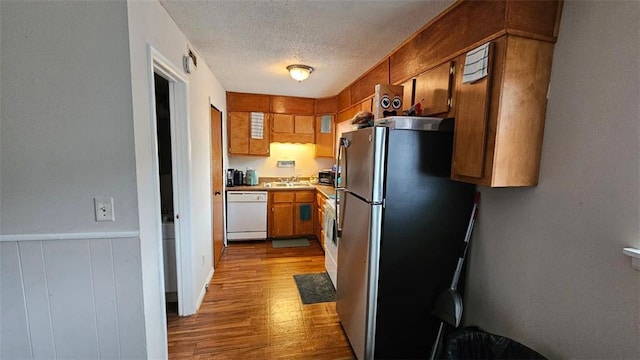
[324,201,338,288]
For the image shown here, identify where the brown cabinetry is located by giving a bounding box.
[268,191,315,238]
[315,115,335,158]
[451,35,554,186]
[227,111,270,156]
[314,192,327,250]
[271,114,315,143]
[413,61,454,116]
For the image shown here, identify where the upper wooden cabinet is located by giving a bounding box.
[413,61,454,116]
[315,114,335,158]
[227,92,270,113]
[270,96,315,115]
[271,114,314,143]
[452,35,554,186]
[228,112,270,156]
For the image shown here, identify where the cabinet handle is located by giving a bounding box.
[214,191,221,195]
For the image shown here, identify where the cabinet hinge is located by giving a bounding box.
[450,64,455,75]
[447,98,452,107]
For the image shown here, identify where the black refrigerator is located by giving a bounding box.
[335,118,475,359]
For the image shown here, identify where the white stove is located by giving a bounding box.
[323,198,338,288]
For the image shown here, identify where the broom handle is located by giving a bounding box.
[450,193,479,290]
[429,321,445,360]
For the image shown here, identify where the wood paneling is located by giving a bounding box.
[316,96,338,114]
[350,59,390,104]
[506,1,563,41]
[337,88,351,111]
[167,240,355,359]
[272,113,295,134]
[337,105,360,123]
[227,92,270,112]
[270,95,315,114]
[294,115,315,134]
[389,1,506,84]
[1,238,146,359]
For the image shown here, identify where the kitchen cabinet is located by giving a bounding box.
[228,111,270,156]
[413,61,454,116]
[271,114,314,143]
[315,114,334,158]
[314,192,327,249]
[268,190,315,238]
[451,35,554,187]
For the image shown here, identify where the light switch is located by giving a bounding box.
[94,197,115,222]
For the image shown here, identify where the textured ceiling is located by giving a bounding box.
[159,0,455,99]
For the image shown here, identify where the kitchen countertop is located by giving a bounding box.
[227,183,336,199]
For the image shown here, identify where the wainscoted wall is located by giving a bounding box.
[0,237,146,359]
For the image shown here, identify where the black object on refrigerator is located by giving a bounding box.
[335,117,476,359]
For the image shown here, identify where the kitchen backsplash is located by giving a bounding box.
[228,143,334,177]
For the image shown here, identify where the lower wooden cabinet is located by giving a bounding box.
[314,192,327,250]
[268,191,315,238]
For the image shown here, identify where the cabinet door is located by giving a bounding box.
[295,115,315,134]
[249,113,270,155]
[272,114,294,134]
[414,61,453,116]
[451,45,494,180]
[271,114,314,143]
[315,115,335,158]
[294,202,314,236]
[228,112,249,155]
[271,203,294,237]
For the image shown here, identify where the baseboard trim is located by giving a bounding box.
[195,267,214,312]
[0,231,140,242]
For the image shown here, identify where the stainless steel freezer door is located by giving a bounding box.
[342,127,386,203]
[336,192,383,360]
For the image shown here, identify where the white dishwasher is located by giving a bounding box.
[226,191,268,241]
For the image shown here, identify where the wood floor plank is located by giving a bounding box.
[167,239,355,359]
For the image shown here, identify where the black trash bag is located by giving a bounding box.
[445,327,546,360]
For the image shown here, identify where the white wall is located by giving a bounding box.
[0,1,146,358]
[126,0,227,357]
[464,1,640,358]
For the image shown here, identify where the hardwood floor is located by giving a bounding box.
[167,239,355,359]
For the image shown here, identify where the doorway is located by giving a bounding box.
[154,73,179,314]
[210,106,225,266]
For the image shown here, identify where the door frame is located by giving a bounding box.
[146,46,195,317]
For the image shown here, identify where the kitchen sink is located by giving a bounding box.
[265,181,312,188]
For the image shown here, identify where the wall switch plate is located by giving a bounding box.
[94,197,115,222]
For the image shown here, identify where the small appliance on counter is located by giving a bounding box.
[226,169,235,187]
[318,169,336,186]
[245,169,259,185]
[233,170,244,186]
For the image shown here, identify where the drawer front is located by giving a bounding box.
[316,193,327,208]
[272,192,295,203]
[295,191,314,203]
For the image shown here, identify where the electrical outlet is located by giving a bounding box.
[94,197,115,222]
[201,254,206,266]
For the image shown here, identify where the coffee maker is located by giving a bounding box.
[226,169,235,187]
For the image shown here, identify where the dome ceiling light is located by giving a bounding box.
[287,64,314,82]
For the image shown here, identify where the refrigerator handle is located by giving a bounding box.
[335,137,349,238]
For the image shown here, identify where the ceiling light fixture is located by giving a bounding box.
[287,64,314,82]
